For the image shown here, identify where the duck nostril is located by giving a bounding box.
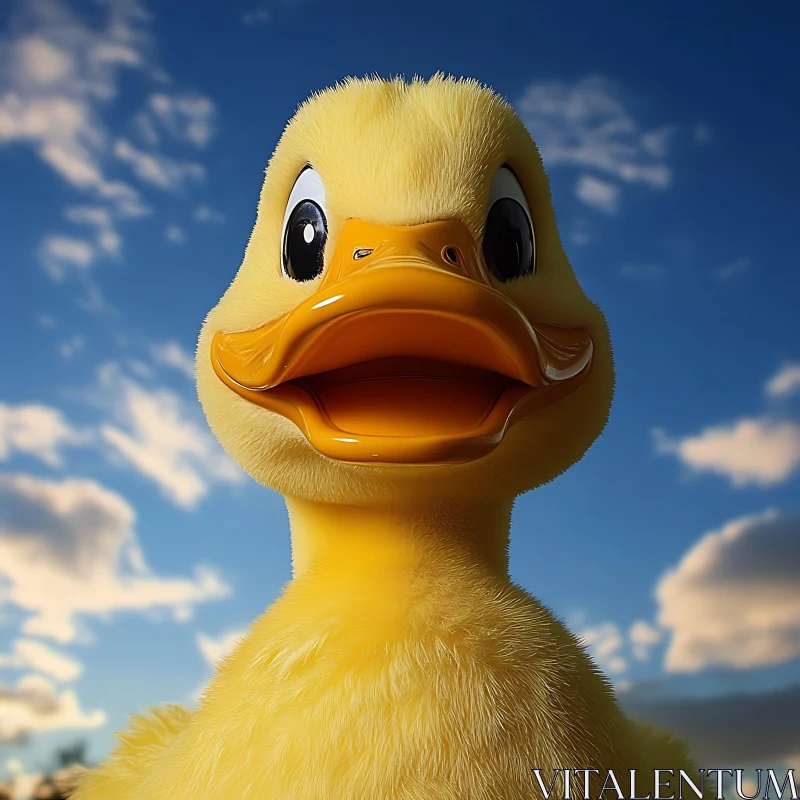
[353,248,373,260]
[442,247,461,266]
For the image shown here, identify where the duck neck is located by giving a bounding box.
[285,496,513,586]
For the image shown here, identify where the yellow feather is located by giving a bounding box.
[72,75,696,800]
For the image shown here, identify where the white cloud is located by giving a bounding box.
[576,617,666,673]
[164,224,185,244]
[196,627,247,667]
[715,256,751,280]
[0,673,104,743]
[98,365,242,509]
[620,264,665,279]
[0,402,85,467]
[38,234,94,279]
[0,472,231,643]
[2,373,239,511]
[654,418,800,487]
[194,204,225,224]
[16,36,73,84]
[65,205,121,255]
[58,334,85,359]
[145,92,216,148]
[517,75,673,211]
[629,620,662,661]
[577,621,628,675]
[656,510,800,671]
[151,340,195,379]
[0,638,82,682]
[0,0,215,284]
[575,174,620,214]
[114,138,204,191]
[0,2,150,213]
[766,363,800,398]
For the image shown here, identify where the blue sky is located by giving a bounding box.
[1,0,799,791]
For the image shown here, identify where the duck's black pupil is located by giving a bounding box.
[283,200,327,281]
[482,197,534,282]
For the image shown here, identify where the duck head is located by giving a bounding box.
[197,76,613,508]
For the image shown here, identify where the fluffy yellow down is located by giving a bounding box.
[73,75,699,800]
[74,531,695,799]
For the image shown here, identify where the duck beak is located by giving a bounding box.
[211,218,592,465]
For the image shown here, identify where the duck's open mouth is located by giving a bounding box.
[292,357,521,440]
[210,219,593,465]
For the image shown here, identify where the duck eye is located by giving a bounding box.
[281,166,328,282]
[283,200,327,281]
[483,166,535,283]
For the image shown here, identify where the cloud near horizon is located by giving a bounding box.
[622,680,800,768]
[0,673,105,744]
[656,510,800,672]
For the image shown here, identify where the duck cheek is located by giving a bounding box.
[489,378,606,494]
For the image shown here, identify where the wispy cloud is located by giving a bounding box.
[0,0,216,290]
[0,639,82,682]
[151,340,195,379]
[194,204,225,224]
[38,234,95,279]
[98,363,242,509]
[141,92,216,148]
[0,402,86,467]
[64,205,121,256]
[0,472,231,644]
[1,364,241,511]
[574,616,666,678]
[517,75,674,213]
[575,174,620,214]
[577,621,628,676]
[628,620,662,661]
[655,510,800,672]
[0,0,153,216]
[766,363,800,398]
[114,138,205,191]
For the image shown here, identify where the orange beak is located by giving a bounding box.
[211,218,592,465]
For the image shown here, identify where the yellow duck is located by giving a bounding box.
[74,75,698,800]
